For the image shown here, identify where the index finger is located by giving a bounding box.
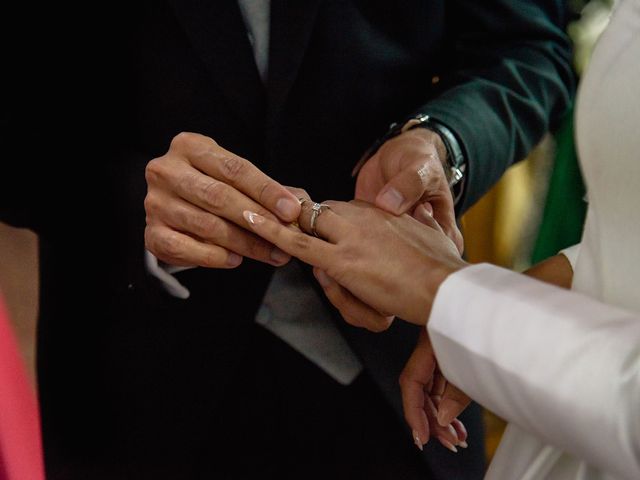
[242,210,335,268]
[172,132,301,221]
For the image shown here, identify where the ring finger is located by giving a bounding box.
[296,199,350,242]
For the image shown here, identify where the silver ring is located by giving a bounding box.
[309,202,330,237]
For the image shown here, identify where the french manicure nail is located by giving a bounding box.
[458,441,469,449]
[438,436,458,453]
[446,423,458,440]
[276,198,298,220]
[243,210,264,225]
[412,430,423,451]
[270,248,290,265]
[378,187,404,212]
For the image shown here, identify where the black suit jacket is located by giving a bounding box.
[1,1,573,478]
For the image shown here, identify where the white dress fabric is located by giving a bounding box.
[428,1,640,478]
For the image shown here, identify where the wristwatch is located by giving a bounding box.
[353,113,467,204]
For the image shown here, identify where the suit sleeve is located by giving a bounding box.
[421,0,575,214]
[428,264,640,479]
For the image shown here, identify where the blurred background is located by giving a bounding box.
[0,0,613,468]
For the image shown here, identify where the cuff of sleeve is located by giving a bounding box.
[144,250,192,299]
[558,243,581,271]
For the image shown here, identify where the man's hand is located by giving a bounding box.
[355,128,464,254]
[144,132,301,268]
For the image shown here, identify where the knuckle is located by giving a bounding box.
[169,132,196,150]
[286,186,309,199]
[291,232,312,251]
[145,158,165,184]
[160,231,186,259]
[334,245,358,269]
[258,180,275,204]
[220,155,246,182]
[143,194,157,216]
[170,131,197,151]
[398,371,411,388]
[201,180,228,209]
[202,249,224,268]
[193,214,222,240]
[171,132,218,154]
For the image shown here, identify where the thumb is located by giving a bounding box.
[375,156,440,215]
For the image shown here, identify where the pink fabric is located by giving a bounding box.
[0,295,44,480]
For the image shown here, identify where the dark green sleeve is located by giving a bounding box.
[421,0,575,214]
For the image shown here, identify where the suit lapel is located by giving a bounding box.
[168,0,265,128]
[267,0,322,123]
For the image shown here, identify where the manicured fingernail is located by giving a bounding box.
[270,248,290,265]
[243,210,264,226]
[412,430,424,451]
[377,187,404,212]
[438,436,458,453]
[276,198,299,220]
[227,253,243,267]
[458,441,468,449]
[422,202,434,216]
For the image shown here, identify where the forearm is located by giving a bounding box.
[428,264,640,479]
[420,0,574,214]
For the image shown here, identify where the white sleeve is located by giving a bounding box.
[558,242,581,271]
[427,263,640,479]
[144,250,192,299]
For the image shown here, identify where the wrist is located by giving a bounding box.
[413,259,467,326]
[354,113,467,205]
[402,127,448,168]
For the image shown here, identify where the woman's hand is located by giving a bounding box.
[400,330,471,451]
[243,199,467,327]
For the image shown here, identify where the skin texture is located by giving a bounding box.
[243,198,469,449]
[144,129,466,449]
[244,200,576,450]
[356,128,463,254]
[144,129,460,270]
[243,199,465,327]
[144,132,301,268]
